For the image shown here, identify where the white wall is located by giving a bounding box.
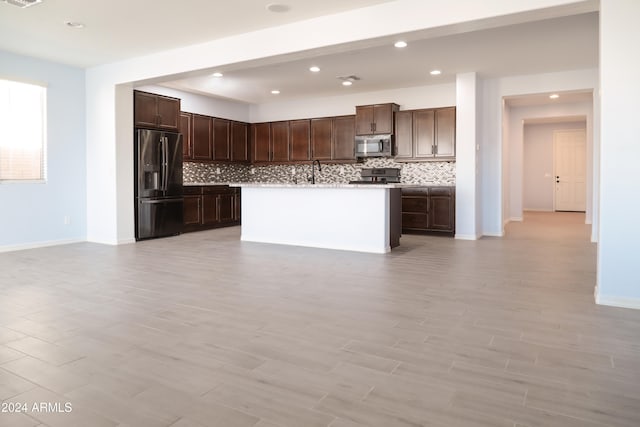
[0,50,86,251]
[597,0,640,308]
[249,83,456,122]
[455,73,480,240]
[523,121,586,211]
[136,85,251,122]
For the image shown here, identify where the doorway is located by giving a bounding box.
[553,129,586,212]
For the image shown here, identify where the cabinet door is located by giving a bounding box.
[355,105,374,135]
[201,194,218,224]
[134,91,158,128]
[213,118,230,161]
[156,95,180,131]
[435,107,456,158]
[373,104,394,134]
[183,195,202,226]
[428,188,454,231]
[234,189,241,222]
[179,112,192,160]
[252,123,271,162]
[231,122,248,162]
[217,191,235,223]
[311,118,332,160]
[394,110,413,158]
[289,120,310,161]
[271,121,290,162]
[192,114,212,160]
[332,116,355,160]
[414,109,435,158]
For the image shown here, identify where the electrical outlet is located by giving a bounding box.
[63,215,70,225]
[216,167,221,174]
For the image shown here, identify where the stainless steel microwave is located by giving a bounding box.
[355,134,393,157]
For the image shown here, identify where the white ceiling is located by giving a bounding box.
[0,0,599,106]
[0,0,394,67]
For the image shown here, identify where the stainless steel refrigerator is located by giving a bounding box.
[134,129,183,240]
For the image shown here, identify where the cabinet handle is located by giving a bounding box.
[434,144,438,155]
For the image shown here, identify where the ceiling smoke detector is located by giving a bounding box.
[1,0,43,8]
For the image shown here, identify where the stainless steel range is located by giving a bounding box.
[349,168,401,184]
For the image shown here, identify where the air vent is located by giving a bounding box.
[1,0,43,8]
[337,75,361,82]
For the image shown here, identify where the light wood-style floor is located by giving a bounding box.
[1,211,640,427]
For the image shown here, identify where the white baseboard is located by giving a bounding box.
[483,231,505,237]
[0,238,84,253]
[595,286,640,310]
[510,216,523,222]
[455,234,479,240]
[523,208,553,212]
[118,238,136,245]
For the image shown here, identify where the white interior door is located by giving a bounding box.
[554,129,586,212]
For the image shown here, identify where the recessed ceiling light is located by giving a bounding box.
[212,72,223,78]
[549,94,560,99]
[271,90,280,94]
[430,70,442,75]
[309,66,320,73]
[394,41,407,48]
[266,3,290,13]
[342,81,353,86]
[2,0,43,9]
[65,21,85,29]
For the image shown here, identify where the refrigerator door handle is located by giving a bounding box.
[162,136,169,192]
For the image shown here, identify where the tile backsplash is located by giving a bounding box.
[184,158,455,185]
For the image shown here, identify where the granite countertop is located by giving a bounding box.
[184,182,454,188]
[228,183,424,189]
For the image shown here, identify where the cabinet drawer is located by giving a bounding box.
[402,188,429,197]
[402,196,428,214]
[183,186,203,195]
[202,185,231,194]
[430,187,453,196]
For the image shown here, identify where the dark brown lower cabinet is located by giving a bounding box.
[401,186,455,234]
[183,185,241,232]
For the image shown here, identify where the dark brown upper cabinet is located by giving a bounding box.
[134,90,180,131]
[191,114,213,160]
[213,118,230,161]
[179,112,192,160]
[332,115,356,160]
[289,119,311,161]
[231,121,249,162]
[270,121,290,162]
[311,118,333,160]
[414,109,435,158]
[252,122,271,162]
[434,107,456,158]
[394,107,456,161]
[355,103,399,135]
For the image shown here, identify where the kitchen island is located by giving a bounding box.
[230,183,403,253]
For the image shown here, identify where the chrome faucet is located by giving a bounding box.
[308,159,322,184]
